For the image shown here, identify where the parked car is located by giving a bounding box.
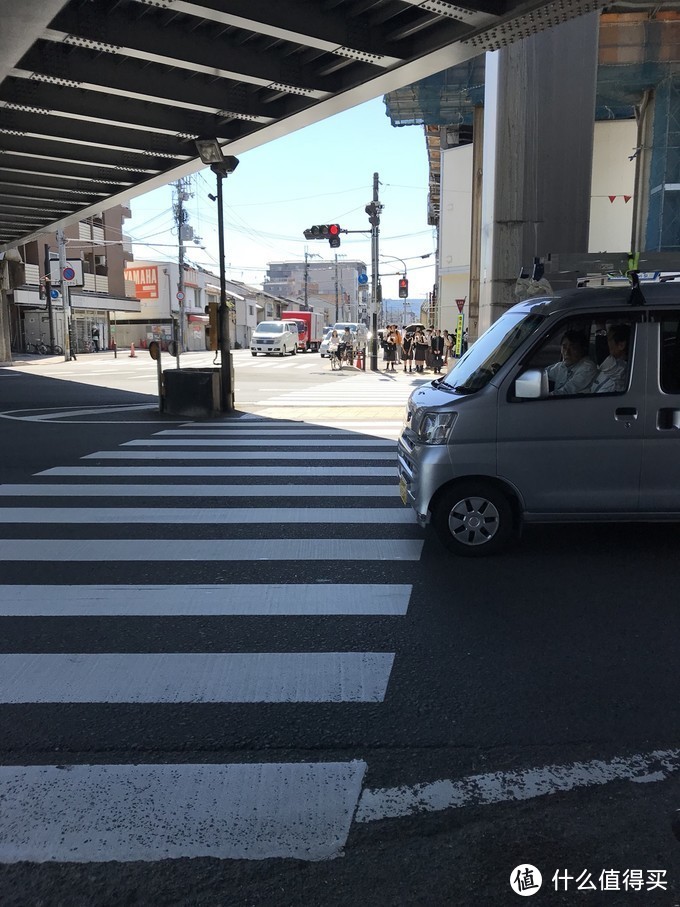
[398,281,680,556]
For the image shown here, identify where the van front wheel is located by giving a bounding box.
[432,482,515,556]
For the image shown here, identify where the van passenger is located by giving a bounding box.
[590,324,630,394]
[546,330,597,395]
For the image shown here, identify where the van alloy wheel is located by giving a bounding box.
[433,481,515,557]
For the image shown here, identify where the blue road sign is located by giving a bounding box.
[358,273,368,285]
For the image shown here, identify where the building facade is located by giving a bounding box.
[264,259,369,325]
[1,207,140,362]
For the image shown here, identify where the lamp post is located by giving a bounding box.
[195,139,239,412]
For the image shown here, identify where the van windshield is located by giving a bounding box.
[442,311,544,394]
[256,323,284,334]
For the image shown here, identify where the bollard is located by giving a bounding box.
[129,343,136,358]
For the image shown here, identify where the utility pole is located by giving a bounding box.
[366,172,382,371]
[304,251,309,310]
[56,229,73,361]
[173,178,190,365]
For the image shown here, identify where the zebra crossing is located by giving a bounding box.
[0,416,419,863]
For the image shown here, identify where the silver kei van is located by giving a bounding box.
[398,282,680,556]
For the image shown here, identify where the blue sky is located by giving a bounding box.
[125,97,437,300]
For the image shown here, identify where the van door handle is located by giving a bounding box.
[615,407,637,421]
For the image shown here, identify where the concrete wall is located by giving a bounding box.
[439,143,473,332]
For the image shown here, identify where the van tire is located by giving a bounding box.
[251,352,257,357]
[432,481,515,556]
[292,345,297,356]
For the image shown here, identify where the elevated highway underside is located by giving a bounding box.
[0,0,610,250]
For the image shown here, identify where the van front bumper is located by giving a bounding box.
[251,344,282,353]
[397,432,452,526]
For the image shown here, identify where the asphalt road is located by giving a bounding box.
[0,351,678,906]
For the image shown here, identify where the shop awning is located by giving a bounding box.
[188,314,209,323]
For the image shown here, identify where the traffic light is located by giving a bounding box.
[205,301,219,351]
[303,224,342,247]
[365,202,380,227]
[398,277,409,298]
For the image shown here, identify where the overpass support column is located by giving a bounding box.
[479,14,599,331]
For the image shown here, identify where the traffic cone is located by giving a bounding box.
[129,343,136,358]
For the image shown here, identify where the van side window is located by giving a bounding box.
[518,315,635,398]
[658,314,680,394]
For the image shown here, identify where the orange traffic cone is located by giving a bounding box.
[129,343,136,358]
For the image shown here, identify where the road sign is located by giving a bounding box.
[456,298,466,313]
[62,266,76,282]
[176,291,185,301]
[50,289,60,300]
[358,273,368,285]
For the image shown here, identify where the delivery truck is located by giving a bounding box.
[281,310,324,352]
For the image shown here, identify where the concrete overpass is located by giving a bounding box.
[1,0,610,251]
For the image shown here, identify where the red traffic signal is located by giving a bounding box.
[398,277,409,298]
[304,224,341,246]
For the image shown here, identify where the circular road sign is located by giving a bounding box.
[50,289,60,299]
[358,273,368,285]
[62,266,76,281]
[176,291,185,301]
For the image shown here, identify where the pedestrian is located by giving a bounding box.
[431,329,445,374]
[91,325,100,353]
[424,327,434,370]
[413,331,428,373]
[443,330,453,365]
[382,329,398,371]
[392,324,403,363]
[341,327,353,366]
[402,331,414,373]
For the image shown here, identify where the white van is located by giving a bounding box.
[398,281,680,555]
[250,321,298,357]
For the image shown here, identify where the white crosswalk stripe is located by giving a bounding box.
[0,417,418,862]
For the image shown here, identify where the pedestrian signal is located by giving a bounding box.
[398,277,409,298]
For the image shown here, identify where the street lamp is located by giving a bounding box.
[195,139,239,412]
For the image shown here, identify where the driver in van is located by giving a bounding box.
[546,330,597,395]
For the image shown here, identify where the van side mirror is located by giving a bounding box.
[515,369,548,399]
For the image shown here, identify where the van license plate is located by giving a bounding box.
[399,477,408,505]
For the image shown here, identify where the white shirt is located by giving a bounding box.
[590,355,627,394]
[546,357,597,395]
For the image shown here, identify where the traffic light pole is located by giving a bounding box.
[370,172,380,371]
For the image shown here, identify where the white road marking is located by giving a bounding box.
[81,450,396,460]
[122,438,395,447]
[355,748,680,823]
[36,466,396,476]
[0,506,413,524]
[0,483,397,497]
[0,761,367,861]
[178,421,402,429]
[0,652,395,703]
[0,583,412,616]
[0,538,423,560]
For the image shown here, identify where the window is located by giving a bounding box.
[657,313,680,394]
[248,305,254,317]
[518,313,636,398]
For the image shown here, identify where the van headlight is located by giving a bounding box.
[414,410,457,444]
